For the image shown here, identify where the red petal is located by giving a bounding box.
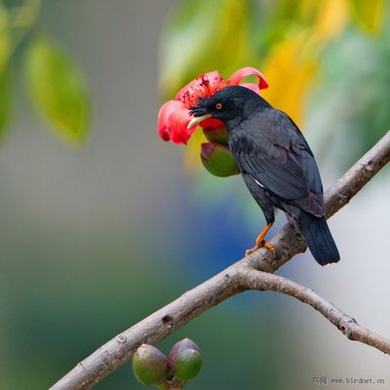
[176,71,229,108]
[157,100,185,142]
[228,66,269,90]
[200,118,224,129]
[239,82,260,94]
[168,107,195,144]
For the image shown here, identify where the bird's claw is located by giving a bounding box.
[245,240,275,257]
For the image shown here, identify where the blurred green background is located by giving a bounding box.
[1,0,389,389]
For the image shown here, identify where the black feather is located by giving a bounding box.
[190,85,340,265]
[298,212,340,265]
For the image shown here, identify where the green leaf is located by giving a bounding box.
[350,0,384,34]
[0,68,10,139]
[0,7,13,140]
[25,36,89,143]
[160,0,256,99]
[0,5,10,74]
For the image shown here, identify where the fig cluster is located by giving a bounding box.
[132,338,202,388]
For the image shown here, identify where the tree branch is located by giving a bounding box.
[51,131,390,389]
[240,268,390,354]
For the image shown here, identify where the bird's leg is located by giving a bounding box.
[245,223,274,256]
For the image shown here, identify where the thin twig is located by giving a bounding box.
[239,267,390,354]
[51,131,390,389]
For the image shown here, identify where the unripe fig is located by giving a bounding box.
[168,338,202,382]
[132,344,169,386]
[201,142,239,177]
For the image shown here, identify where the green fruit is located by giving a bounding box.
[169,338,200,358]
[132,344,169,386]
[168,339,202,382]
[170,348,202,382]
[201,142,240,177]
[202,126,228,144]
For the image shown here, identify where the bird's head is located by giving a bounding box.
[188,85,264,129]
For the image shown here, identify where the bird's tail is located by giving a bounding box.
[298,211,340,266]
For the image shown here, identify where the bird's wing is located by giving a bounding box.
[230,109,324,216]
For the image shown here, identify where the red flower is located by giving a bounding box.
[157,67,269,144]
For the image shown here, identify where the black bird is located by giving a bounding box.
[188,86,339,266]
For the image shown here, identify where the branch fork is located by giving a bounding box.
[52,131,390,389]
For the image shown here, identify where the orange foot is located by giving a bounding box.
[245,240,275,256]
[245,222,275,256]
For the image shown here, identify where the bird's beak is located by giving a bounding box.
[187,113,213,129]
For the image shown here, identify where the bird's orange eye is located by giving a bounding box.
[215,102,223,110]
